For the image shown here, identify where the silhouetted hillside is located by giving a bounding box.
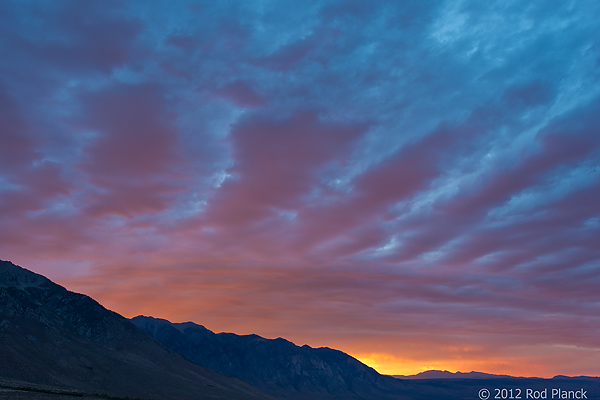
[3,258,598,400]
[0,260,271,400]
[132,316,600,400]
[131,315,413,400]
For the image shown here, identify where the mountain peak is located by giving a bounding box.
[0,259,51,290]
[132,315,405,400]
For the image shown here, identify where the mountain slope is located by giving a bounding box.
[0,260,272,400]
[131,315,412,400]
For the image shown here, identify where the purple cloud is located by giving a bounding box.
[1,0,599,378]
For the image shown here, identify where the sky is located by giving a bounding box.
[1,0,599,378]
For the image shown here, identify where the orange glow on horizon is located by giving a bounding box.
[352,352,521,377]
[60,274,600,380]
[351,351,598,379]
[353,353,439,376]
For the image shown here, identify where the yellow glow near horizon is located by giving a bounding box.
[352,353,455,376]
[351,352,566,379]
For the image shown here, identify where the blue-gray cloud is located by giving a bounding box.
[1,0,599,376]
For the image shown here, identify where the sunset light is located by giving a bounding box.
[1,0,599,384]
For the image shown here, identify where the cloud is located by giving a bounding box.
[204,112,365,227]
[213,81,266,108]
[9,0,140,72]
[1,0,599,378]
[0,86,38,173]
[77,83,186,216]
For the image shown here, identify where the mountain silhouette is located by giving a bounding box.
[131,316,600,400]
[0,259,271,400]
[394,370,518,379]
[131,315,418,400]
[3,259,599,400]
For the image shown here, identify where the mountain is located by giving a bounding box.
[131,316,600,400]
[131,315,413,400]
[4,259,598,400]
[396,370,600,381]
[0,259,272,400]
[394,370,519,380]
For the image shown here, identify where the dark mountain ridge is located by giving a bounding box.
[3,259,599,400]
[132,316,600,400]
[0,260,271,400]
[131,315,413,400]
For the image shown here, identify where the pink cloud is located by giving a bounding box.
[204,112,364,227]
[78,83,185,216]
[0,87,38,172]
[82,84,178,177]
[286,127,460,258]
[0,162,70,215]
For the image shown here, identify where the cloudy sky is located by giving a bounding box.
[1,0,599,377]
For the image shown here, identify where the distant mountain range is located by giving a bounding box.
[131,315,410,400]
[395,370,600,380]
[130,316,600,400]
[2,259,599,400]
[394,370,520,379]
